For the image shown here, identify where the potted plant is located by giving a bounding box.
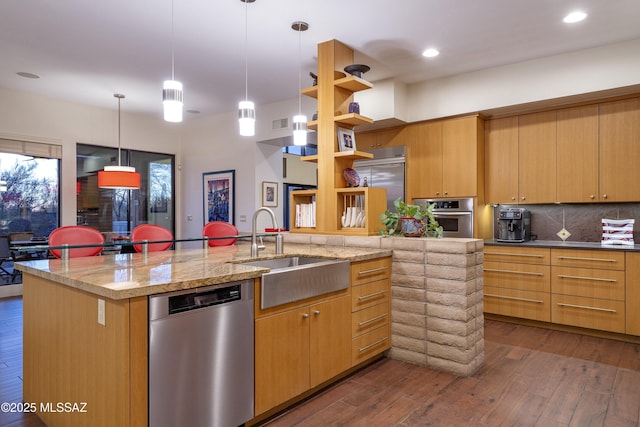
[379,198,443,238]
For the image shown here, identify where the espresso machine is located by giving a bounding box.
[496,208,531,242]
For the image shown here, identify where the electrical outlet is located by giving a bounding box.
[187,215,193,221]
[98,299,105,325]
[239,215,247,222]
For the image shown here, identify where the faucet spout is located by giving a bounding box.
[251,207,284,257]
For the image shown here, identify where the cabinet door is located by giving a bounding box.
[485,117,518,204]
[625,253,640,336]
[309,296,351,387]
[556,105,599,202]
[406,121,442,200]
[518,111,557,203]
[442,116,479,197]
[599,98,640,202]
[254,308,310,415]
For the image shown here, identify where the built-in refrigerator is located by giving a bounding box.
[353,146,405,212]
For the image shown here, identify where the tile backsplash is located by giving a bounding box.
[492,203,640,242]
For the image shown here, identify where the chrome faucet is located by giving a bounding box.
[251,207,284,257]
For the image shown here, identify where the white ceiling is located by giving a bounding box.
[1,0,640,119]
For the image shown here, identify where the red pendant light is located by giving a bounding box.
[98,94,141,190]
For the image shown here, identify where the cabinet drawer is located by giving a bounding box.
[551,294,625,333]
[484,261,550,292]
[551,248,625,270]
[484,286,550,322]
[352,279,390,311]
[484,246,550,265]
[551,266,625,301]
[352,324,390,366]
[350,257,391,287]
[352,303,389,337]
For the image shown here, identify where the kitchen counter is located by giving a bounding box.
[485,239,640,251]
[14,242,392,300]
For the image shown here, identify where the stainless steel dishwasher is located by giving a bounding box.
[149,279,254,427]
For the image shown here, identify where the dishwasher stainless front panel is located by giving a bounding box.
[149,280,254,427]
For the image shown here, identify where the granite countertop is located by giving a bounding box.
[485,239,640,251]
[14,242,392,300]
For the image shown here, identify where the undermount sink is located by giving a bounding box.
[236,256,350,309]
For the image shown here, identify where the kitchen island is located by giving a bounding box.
[16,236,484,426]
[16,242,392,427]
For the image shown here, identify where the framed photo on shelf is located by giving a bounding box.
[262,181,278,207]
[202,169,235,225]
[337,126,356,152]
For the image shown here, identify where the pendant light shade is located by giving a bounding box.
[293,114,308,146]
[98,94,141,190]
[238,0,256,136]
[292,21,308,146]
[163,79,183,123]
[163,0,183,123]
[238,100,255,136]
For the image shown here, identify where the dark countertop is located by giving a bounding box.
[485,239,640,251]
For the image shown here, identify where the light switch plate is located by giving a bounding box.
[557,228,571,241]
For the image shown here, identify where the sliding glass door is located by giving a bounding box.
[76,144,174,236]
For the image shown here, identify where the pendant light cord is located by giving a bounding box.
[117,95,122,167]
[297,26,302,115]
[171,0,175,80]
[244,0,249,101]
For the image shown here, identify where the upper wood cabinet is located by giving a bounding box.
[518,111,557,203]
[407,115,483,201]
[356,126,408,150]
[484,116,518,204]
[556,105,599,202]
[599,98,640,202]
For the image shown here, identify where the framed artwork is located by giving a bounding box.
[262,181,278,207]
[203,169,235,225]
[337,126,356,152]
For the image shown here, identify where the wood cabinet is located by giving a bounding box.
[484,245,638,337]
[483,246,551,322]
[517,111,557,203]
[350,257,392,366]
[599,97,640,202]
[625,252,640,336]
[407,115,484,201]
[550,249,625,333]
[486,96,640,204]
[290,40,386,235]
[556,105,599,202]
[484,116,518,203]
[254,292,351,415]
[356,126,408,150]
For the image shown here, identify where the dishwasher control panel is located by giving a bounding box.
[168,285,241,314]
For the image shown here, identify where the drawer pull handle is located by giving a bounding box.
[484,293,544,304]
[557,274,616,283]
[556,256,617,263]
[358,290,387,301]
[358,313,388,327]
[358,337,388,353]
[484,268,543,276]
[556,302,617,313]
[358,266,388,276]
[485,252,544,258]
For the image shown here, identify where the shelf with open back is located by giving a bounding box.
[289,39,386,236]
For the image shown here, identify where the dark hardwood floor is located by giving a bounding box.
[1,295,639,427]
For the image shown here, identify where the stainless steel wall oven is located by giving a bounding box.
[413,198,474,238]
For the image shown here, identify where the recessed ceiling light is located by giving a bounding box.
[422,48,440,58]
[16,71,40,79]
[563,11,587,23]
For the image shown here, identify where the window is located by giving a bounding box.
[76,144,175,237]
[0,139,61,238]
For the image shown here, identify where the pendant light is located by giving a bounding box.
[292,21,308,146]
[98,94,141,189]
[238,0,256,136]
[163,0,183,122]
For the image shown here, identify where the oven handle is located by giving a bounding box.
[433,211,472,216]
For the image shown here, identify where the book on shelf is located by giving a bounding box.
[295,197,316,228]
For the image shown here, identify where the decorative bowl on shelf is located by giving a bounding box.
[343,168,360,187]
[344,64,371,78]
